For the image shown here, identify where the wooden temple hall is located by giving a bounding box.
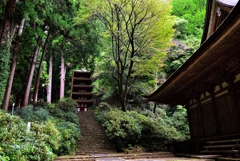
[70,70,94,112]
[145,0,240,158]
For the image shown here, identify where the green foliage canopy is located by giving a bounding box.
[172,0,206,39]
[80,0,175,111]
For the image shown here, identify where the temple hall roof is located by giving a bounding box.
[217,0,238,7]
[144,1,240,105]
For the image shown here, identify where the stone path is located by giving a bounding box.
[55,110,216,161]
[76,110,116,155]
[55,152,215,161]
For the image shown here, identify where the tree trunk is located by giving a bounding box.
[59,47,66,99]
[120,94,127,112]
[46,49,53,103]
[15,93,22,108]
[22,37,41,107]
[2,19,25,111]
[33,32,50,102]
[0,0,16,44]
[153,103,157,113]
[9,23,17,44]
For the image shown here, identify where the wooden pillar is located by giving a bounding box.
[226,74,240,132]
[209,88,221,134]
[196,98,206,138]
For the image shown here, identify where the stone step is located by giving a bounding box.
[217,157,240,161]
[55,152,174,161]
[76,111,116,154]
[175,153,221,159]
[200,150,239,154]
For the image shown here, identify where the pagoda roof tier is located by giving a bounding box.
[73,69,90,73]
[75,100,94,103]
[72,85,94,88]
[71,92,94,95]
[72,70,92,77]
[73,78,93,81]
[73,79,93,85]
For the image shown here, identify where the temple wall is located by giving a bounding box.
[187,75,240,139]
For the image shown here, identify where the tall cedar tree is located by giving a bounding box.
[2,19,25,111]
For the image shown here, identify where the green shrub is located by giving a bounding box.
[104,109,142,141]
[52,118,81,155]
[0,151,10,161]
[47,107,65,118]
[48,107,79,125]
[94,102,112,124]
[48,98,79,125]
[0,97,82,160]
[22,121,60,161]
[31,121,61,151]
[55,98,78,113]
[94,103,190,151]
[30,98,81,155]
[140,108,185,140]
[15,105,49,122]
[95,102,112,112]
[0,110,28,160]
[0,110,60,161]
[102,109,142,151]
[64,111,79,125]
[167,106,190,139]
[33,101,50,108]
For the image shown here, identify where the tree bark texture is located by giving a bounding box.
[22,37,41,107]
[2,19,25,111]
[46,49,53,103]
[33,32,50,102]
[0,0,16,44]
[59,47,66,99]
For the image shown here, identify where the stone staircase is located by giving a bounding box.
[75,110,116,155]
[55,110,214,161]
